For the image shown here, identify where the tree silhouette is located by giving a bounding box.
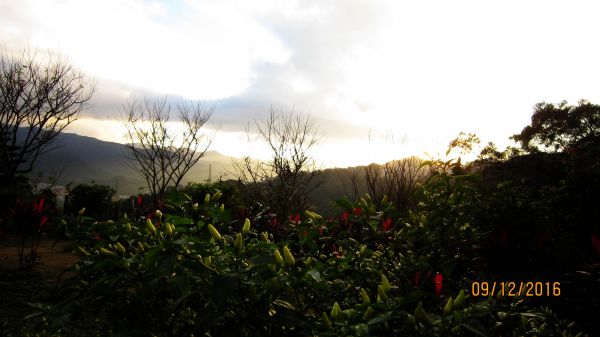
[512,100,600,152]
[234,108,320,221]
[123,97,214,209]
[0,47,94,184]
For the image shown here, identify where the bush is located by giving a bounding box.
[65,183,116,220]
[22,162,588,336]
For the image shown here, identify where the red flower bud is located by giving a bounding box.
[413,271,421,287]
[434,272,443,297]
[382,218,392,231]
[592,235,600,255]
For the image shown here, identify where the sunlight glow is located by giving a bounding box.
[4,0,600,167]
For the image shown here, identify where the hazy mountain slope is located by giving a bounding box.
[31,132,238,195]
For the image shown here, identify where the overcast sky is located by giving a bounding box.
[2,0,600,167]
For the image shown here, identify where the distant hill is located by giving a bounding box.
[28,131,424,216]
[31,132,238,196]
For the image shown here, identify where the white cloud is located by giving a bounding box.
[3,0,600,166]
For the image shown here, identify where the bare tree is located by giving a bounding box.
[0,47,94,183]
[234,107,321,221]
[364,157,428,213]
[338,165,362,201]
[123,97,214,208]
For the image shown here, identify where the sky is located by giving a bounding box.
[2,0,600,167]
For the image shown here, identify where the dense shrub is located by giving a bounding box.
[21,165,588,336]
[65,183,116,220]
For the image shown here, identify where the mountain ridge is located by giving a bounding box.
[31,131,238,195]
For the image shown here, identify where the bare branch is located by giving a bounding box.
[0,46,94,182]
[122,96,214,208]
[234,107,321,221]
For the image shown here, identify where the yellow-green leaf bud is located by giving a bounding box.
[204,193,210,203]
[453,289,466,309]
[219,203,224,212]
[234,233,243,251]
[115,242,126,254]
[321,312,331,328]
[165,223,173,236]
[125,223,131,232]
[155,209,162,219]
[360,288,371,304]
[261,231,270,242]
[274,249,284,266]
[137,242,145,252]
[381,274,391,294]
[77,246,89,256]
[242,218,251,236]
[381,274,392,294]
[443,297,453,315]
[331,302,342,320]
[362,306,374,320]
[212,191,222,201]
[283,245,296,267]
[146,219,156,235]
[377,285,388,302]
[207,224,222,241]
[78,207,86,215]
[414,301,431,324]
[100,247,114,256]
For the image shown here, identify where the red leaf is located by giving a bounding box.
[39,216,48,229]
[137,195,143,207]
[434,272,443,297]
[38,198,45,213]
[382,218,392,231]
[413,271,421,287]
[342,212,348,222]
[591,235,600,255]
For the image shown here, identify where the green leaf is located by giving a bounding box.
[306,268,321,282]
[335,198,354,210]
[273,299,297,311]
[143,247,160,270]
[165,214,194,226]
[460,319,490,337]
[248,253,275,267]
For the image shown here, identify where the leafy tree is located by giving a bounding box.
[512,100,600,152]
[66,183,116,220]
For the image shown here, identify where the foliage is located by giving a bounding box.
[65,183,116,220]
[21,164,587,336]
[512,100,600,152]
[9,196,52,269]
